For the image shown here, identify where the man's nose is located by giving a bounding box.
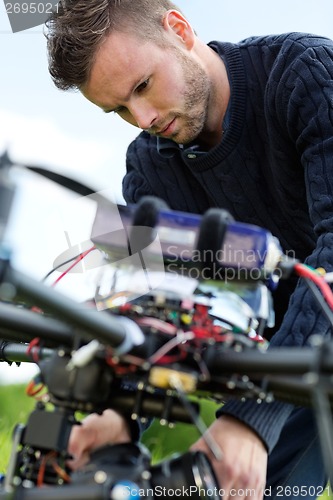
[130,101,158,130]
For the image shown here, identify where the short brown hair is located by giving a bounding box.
[46,0,180,91]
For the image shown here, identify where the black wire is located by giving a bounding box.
[26,166,96,197]
[41,248,98,282]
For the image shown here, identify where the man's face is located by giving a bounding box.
[81,30,211,145]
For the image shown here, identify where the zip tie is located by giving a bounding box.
[66,339,101,371]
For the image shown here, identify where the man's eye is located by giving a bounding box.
[136,79,149,93]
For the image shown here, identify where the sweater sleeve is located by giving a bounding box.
[218,36,333,452]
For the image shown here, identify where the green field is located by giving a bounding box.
[0,384,331,499]
[0,384,36,473]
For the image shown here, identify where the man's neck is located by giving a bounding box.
[197,127,224,150]
[197,43,230,149]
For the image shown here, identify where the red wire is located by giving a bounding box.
[25,380,45,398]
[294,263,333,310]
[52,246,96,286]
[37,455,47,487]
[51,460,71,483]
[26,337,41,363]
[37,452,57,487]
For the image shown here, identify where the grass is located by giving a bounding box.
[0,384,36,473]
[0,385,331,499]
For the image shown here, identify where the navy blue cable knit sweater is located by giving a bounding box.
[122,32,333,453]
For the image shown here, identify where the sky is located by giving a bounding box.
[1,0,333,382]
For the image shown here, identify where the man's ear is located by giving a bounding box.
[162,10,195,49]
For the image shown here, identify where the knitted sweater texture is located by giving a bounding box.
[122,32,333,452]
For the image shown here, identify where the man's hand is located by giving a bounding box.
[191,415,268,500]
[67,409,131,470]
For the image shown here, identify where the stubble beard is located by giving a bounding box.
[159,47,211,145]
[178,58,211,145]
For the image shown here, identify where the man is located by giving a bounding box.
[46,1,333,498]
